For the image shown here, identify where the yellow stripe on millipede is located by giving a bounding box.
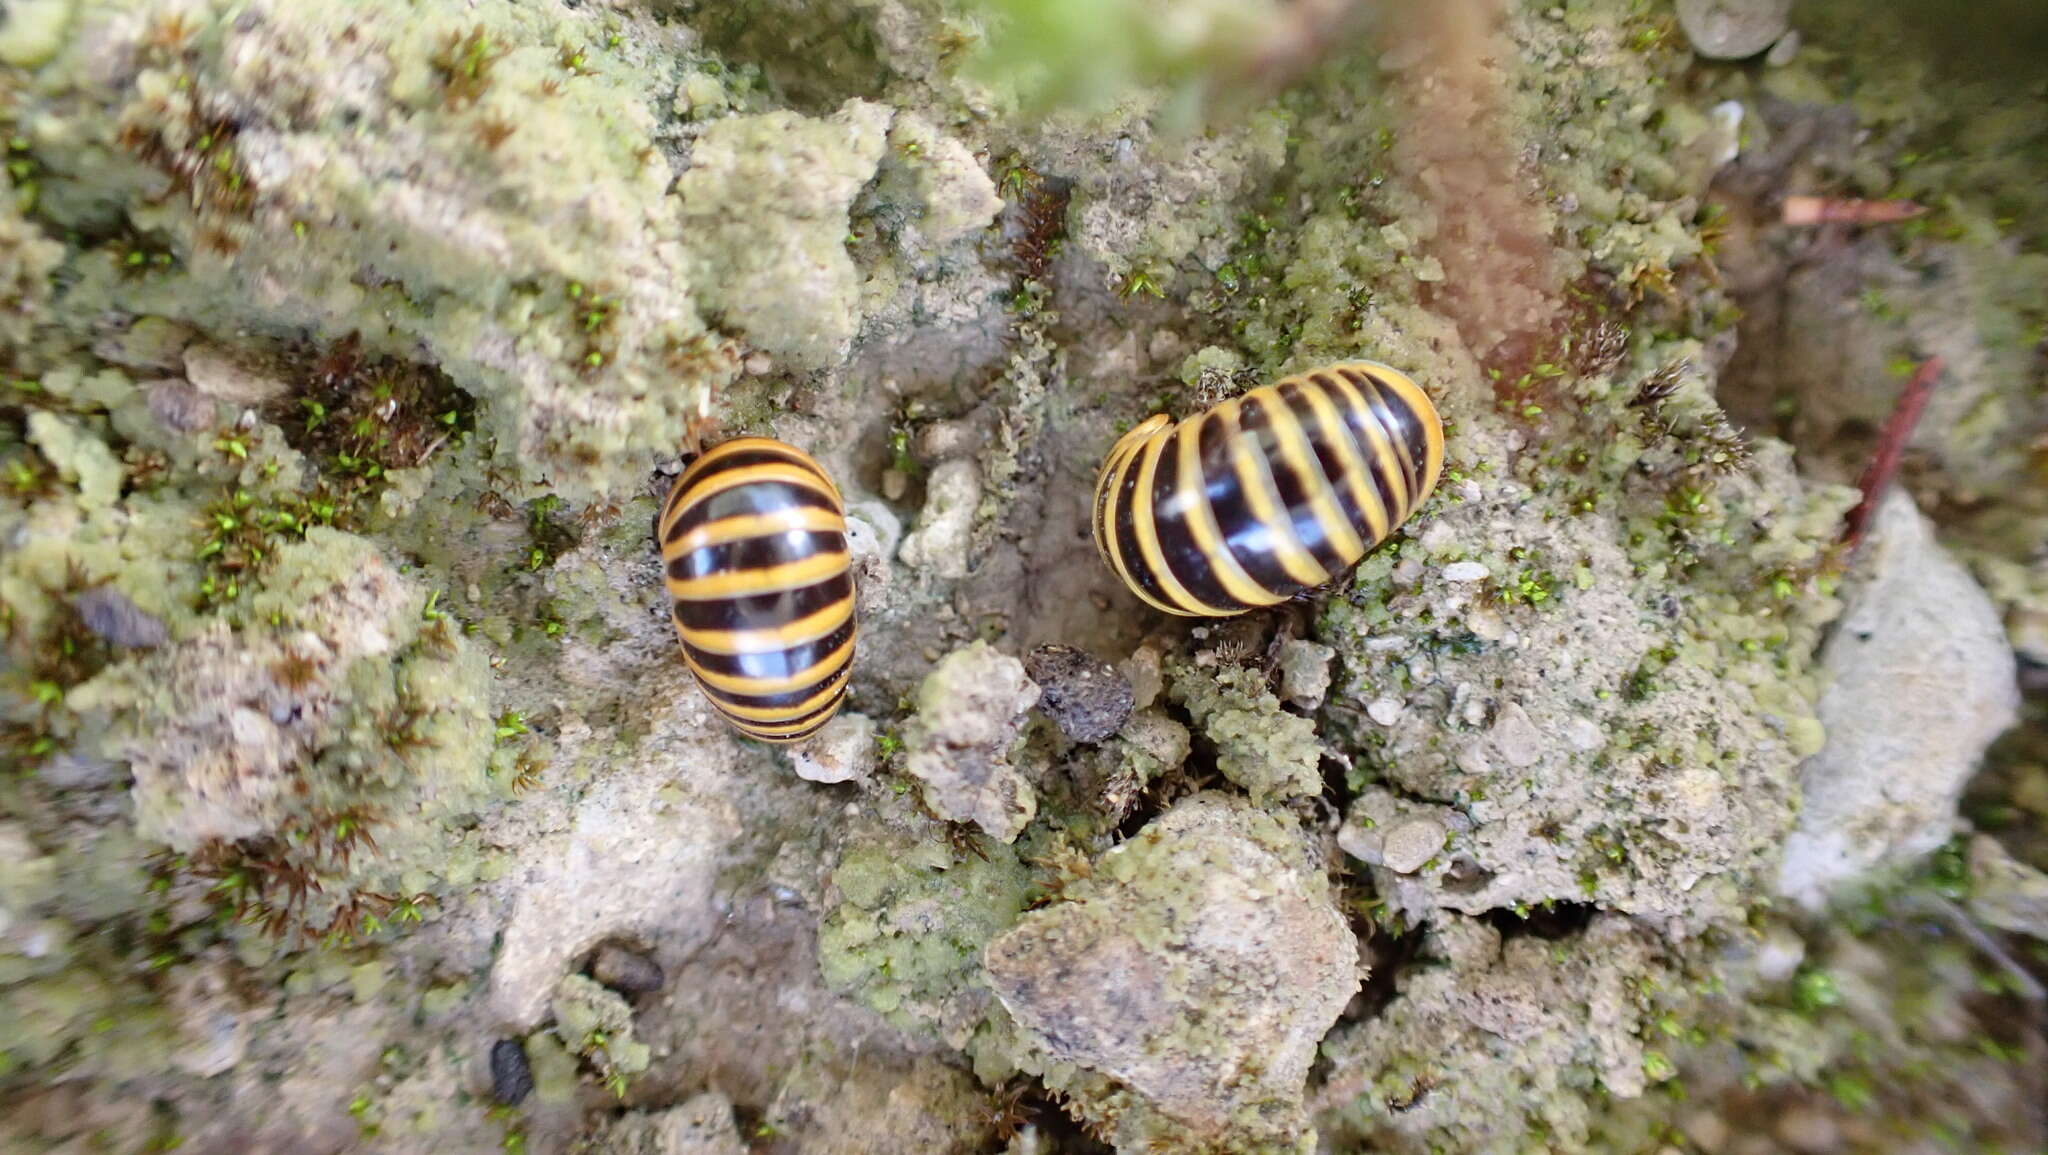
[1257,384,1366,566]
[1354,369,1422,506]
[1174,414,1271,610]
[678,596,853,656]
[1094,417,1167,568]
[1219,400,1328,589]
[685,630,856,696]
[1323,370,1413,521]
[736,709,842,742]
[703,668,849,723]
[667,550,847,600]
[674,461,837,509]
[687,437,804,472]
[1129,428,1226,617]
[1365,364,1446,502]
[1097,426,1186,617]
[665,506,846,556]
[1297,374,1392,545]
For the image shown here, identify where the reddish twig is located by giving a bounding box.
[1841,355,1944,551]
[1782,196,1927,226]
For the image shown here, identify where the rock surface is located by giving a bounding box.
[900,642,1042,842]
[487,730,733,1026]
[592,1091,747,1155]
[1275,638,1336,711]
[1778,493,2019,906]
[986,794,1358,1147]
[897,459,982,579]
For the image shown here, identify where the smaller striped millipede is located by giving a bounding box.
[1092,361,1445,617]
[656,438,856,742]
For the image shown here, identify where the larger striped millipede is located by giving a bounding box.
[1091,361,1445,617]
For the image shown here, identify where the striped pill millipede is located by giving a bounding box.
[657,438,856,742]
[1091,361,1445,617]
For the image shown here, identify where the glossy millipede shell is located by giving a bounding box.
[657,437,856,742]
[1091,361,1445,617]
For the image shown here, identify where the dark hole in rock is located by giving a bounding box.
[1481,900,1599,941]
[1340,919,1428,1025]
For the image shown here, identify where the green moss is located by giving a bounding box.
[15,0,740,497]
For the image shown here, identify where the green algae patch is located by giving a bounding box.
[1166,660,1322,802]
[817,833,1032,1042]
[677,99,893,368]
[550,973,650,1096]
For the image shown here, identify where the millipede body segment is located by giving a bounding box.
[657,437,856,742]
[1091,361,1445,617]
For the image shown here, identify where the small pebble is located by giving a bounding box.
[1366,697,1404,727]
[591,943,666,995]
[881,468,909,501]
[1123,644,1165,711]
[842,516,895,617]
[1565,717,1605,752]
[70,586,169,648]
[1381,818,1446,874]
[1676,0,1791,60]
[1024,644,1134,744]
[1683,1109,1731,1154]
[1276,639,1335,711]
[787,711,877,784]
[182,343,287,404]
[489,1038,534,1105]
[1490,703,1545,768]
[145,378,216,433]
[1708,101,1746,166]
[1753,924,1806,983]
[1441,561,1490,583]
[743,351,773,375]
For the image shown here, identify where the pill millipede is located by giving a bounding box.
[656,437,857,742]
[1091,361,1444,617]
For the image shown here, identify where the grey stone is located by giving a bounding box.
[1777,493,2018,906]
[787,710,878,784]
[897,459,980,579]
[1676,0,1791,60]
[1967,835,2048,940]
[1382,818,1448,875]
[144,378,217,434]
[1275,638,1335,711]
[985,794,1356,1147]
[594,1092,747,1154]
